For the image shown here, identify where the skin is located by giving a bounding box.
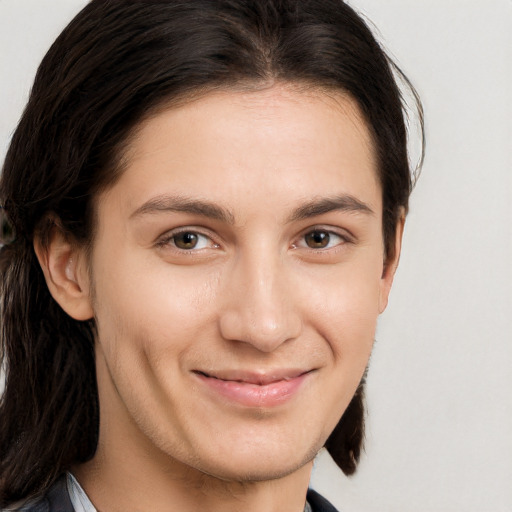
[36,84,403,512]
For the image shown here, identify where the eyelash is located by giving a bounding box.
[156,226,352,253]
[156,228,219,252]
[293,228,352,251]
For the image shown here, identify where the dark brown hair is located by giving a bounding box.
[0,0,422,505]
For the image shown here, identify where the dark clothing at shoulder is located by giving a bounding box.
[8,478,339,512]
[5,477,74,512]
[307,488,340,512]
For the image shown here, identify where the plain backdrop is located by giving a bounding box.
[1,1,511,511]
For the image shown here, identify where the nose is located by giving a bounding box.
[218,251,302,352]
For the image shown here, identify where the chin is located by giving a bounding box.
[185,434,323,484]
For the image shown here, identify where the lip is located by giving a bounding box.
[192,369,312,408]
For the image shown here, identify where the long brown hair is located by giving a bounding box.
[0,0,422,505]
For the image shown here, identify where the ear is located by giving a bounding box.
[34,224,94,321]
[378,212,405,314]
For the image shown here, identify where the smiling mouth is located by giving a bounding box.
[194,369,311,385]
[192,369,313,407]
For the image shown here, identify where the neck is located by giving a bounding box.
[73,350,314,512]
[74,456,313,512]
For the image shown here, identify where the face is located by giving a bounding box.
[84,85,398,482]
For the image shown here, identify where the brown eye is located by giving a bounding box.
[304,230,330,249]
[174,232,199,249]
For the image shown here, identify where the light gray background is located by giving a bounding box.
[1,1,511,511]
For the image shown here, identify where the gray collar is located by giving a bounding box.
[66,473,97,512]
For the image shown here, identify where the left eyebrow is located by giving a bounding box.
[288,195,375,222]
[129,194,235,224]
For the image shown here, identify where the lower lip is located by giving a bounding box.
[194,372,310,408]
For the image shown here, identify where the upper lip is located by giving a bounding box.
[193,368,312,385]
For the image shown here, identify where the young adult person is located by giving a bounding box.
[0,1,423,511]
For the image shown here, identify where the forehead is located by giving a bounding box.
[98,84,380,222]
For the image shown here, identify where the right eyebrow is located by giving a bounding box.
[129,194,235,224]
[288,194,375,222]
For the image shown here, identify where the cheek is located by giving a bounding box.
[302,259,383,347]
[91,253,221,362]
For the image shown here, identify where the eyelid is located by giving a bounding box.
[155,226,220,251]
[292,225,354,250]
